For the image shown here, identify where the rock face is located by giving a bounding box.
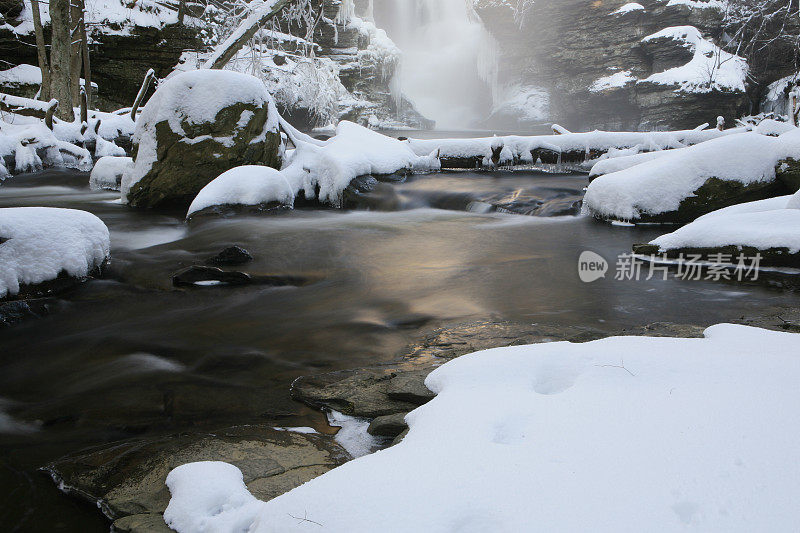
[122,70,282,209]
[471,0,789,130]
[45,426,350,532]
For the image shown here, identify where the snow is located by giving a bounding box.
[584,130,800,221]
[612,3,645,15]
[666,0,726,9]
[0,207,110,298]
[589,148,680,177]
[650,208,800,253]
[640,26,747,94]
[166,323,800,532]
[0,64,42,86]
[201,0,287,68]
[326,410,384,458]
[89,156,133,191]
[121,69,278,202]
[185,120,439,216]
[590,70,636,92]
[754,119,796,137]
[0,120,92,175]
[407,126,744,163]
[8,0,197,37]
[762,73,797,117]
[187,165,295,217]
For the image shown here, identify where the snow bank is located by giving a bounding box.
[407,126,744,163]
[121,69,278,201]
[648,192,800,253]
[187,165,294,216]
[166,323,800,532]
[584,130,800,220]
[89,156,133,191]
[0,208,110,298]
[640,26,747,94]
[589,148,681,177]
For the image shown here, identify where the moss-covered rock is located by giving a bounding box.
[123,70,282,209]
[634,177,790,224]
[777,158,800,193]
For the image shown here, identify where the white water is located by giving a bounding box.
[373,0,499,129]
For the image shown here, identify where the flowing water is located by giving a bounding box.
[1,167,797,531]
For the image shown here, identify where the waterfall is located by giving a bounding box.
[373,0,499,129]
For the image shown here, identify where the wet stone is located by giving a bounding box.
[205,245,254,266]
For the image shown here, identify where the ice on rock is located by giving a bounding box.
[0,207,110,298]
[165,324,800,532]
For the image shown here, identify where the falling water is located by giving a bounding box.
[373,0,499,129]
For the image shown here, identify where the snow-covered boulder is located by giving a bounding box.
[187,165,295,218]
[635,191,800,268]
[89,156,133,191]
[165,324,800,531]
[584,131,800,223]
[0,208,110,299]
[121,69,282,209]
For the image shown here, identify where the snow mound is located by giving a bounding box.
[640,26,747,93]
[589,148,680,177]
[89,156,133,191]
[187,165,294,217]
[590,70,636,92]
[649,191,800,253]
[584,131,800,220]
[166,324,800,532]
[0,207,110,298]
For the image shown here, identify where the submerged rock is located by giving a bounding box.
[172,265,311,288]
[45,426,350,531]
[122,70,282,209]
[205,245,254,267]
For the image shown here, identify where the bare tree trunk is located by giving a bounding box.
[204,0,291,69]
[130,69,155,121]
[79,0,92,109]
[177,0,186,25]
[50,0,74,121]
[30,0,51,100]
[69,0,83,106]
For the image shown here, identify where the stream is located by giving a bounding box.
[1,165,797,531]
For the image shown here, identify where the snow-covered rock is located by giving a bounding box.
[584,130,800,222]
[121,69,282,209]
[0,120,91,176]
[165,323,800,532]
[89,156,133,191]
[0,207,110,299]
[589,148,682,178]
[187,165,294,217]
[639,26,747,94]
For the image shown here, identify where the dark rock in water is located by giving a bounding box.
[777,158,800,193]
[367,413,408,438]
[0,298,57,327]
[172,266,311,288]
[205,245,253,266]
[44,426,350,530]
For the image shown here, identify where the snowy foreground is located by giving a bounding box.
[166,324,800,532]
[0,207,110,298]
